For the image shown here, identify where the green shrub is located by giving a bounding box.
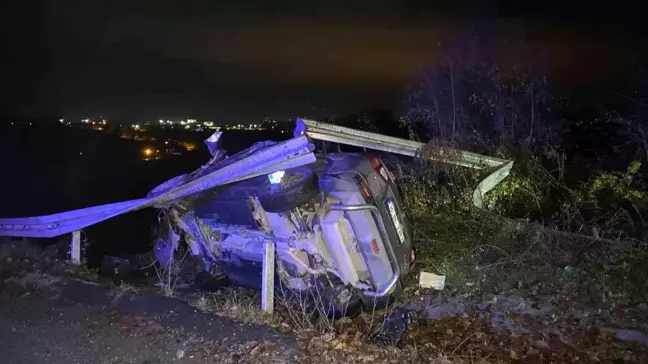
[586,161,645,206]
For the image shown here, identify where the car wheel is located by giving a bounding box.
[257,167,319,212]
[314,275,363,319]
[276,257,313,292]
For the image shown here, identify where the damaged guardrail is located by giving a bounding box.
[0,119,513,238]
[295,118,514,210]
[0,119,513,315]
[0,136,316,238]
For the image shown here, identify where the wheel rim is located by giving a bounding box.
[333,286,352,306]
[280,170,305,189]
[277,257,312,291]
[265,169,306,194]
[317,276,359,315]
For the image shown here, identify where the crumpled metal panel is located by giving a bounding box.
[0,135,315,238]
[204,131,224,157]
[153,217,181,267]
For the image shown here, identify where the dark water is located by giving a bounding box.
[0,124,288,263]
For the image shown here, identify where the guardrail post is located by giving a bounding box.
[261,241,275,314]
[71,230,82,265]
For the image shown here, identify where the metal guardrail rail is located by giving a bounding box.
[295,118,514,210]
[0,136,316,238]
[0,119,512,237]
[0,118,513,312]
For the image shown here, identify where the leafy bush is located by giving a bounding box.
[586,161,645,206]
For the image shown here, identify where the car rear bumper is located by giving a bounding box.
[329,203,401,298]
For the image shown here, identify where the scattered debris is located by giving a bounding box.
[418,271,445,290]
[176,349,185,359]
[372,307,412,346]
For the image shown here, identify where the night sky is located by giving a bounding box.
[1,0,646,123]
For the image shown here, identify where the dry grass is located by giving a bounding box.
[186,287,283,328]
[152,250,189,297]
[180,278,518,363]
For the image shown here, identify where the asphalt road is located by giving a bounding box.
[0,276,301,364]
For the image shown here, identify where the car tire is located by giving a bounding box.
[257,167,319,212]
[325,288,364,319]
[314,275,364,319]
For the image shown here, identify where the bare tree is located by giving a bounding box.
[401,24,553,150]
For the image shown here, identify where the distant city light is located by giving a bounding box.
[182,142,197,151]
[159,119,164,124]
[143,148,153,156]
[59,118,64,123]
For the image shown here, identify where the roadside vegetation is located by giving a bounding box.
[397,27,648,307]
[384,27,648,363]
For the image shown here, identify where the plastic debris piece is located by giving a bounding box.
[419,271,445,290]
[204,131,224,157]
[372,307,411,346]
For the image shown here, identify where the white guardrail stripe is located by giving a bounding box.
[295,118,513,210]
[0,136,316,238]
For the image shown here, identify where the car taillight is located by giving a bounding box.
[366,153,390,182]
[359,181,371,198]
[410,248,416,268]
[370,239,380,254]
[354,174,372,199]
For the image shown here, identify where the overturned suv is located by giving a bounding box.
[152,137,415,317]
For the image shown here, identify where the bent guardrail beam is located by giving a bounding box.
[295,118,514,210]
[0,136,316,238]
[0,118,511,239]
